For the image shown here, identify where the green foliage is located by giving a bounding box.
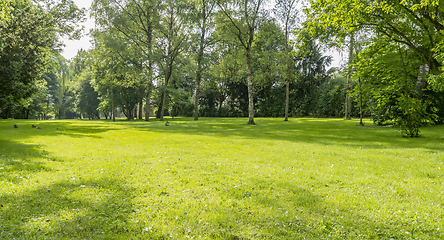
[303,0,444,133]
[43,0,86,40]
[395,96,433,137]
[0,0,11,21]
[430,31,444,90]
[317,73,347,117]
[1,118,444,238]
[0,2,55,116]
[0,0,85,118]
[78,70,101,119]
[354,41,439,136]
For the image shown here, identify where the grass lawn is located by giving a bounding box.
[0,117,443,239]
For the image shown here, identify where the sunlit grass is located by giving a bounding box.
[0,117,443,239]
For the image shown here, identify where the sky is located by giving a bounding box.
[60,0,343,68]
[60,0,94,60]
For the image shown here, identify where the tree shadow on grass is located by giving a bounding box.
[0,177,141,239]
[0,119,119,140]
[206,177,440,239]
[133,117,444,152]
[0,139,53,184]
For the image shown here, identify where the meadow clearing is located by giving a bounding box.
[0,118,443,239]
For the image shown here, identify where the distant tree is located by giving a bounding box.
[78,69,101,119]
[293,43,332,116]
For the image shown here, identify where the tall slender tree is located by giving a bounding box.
[193,0,217,121]
[344,34,354,120]
[217,0,265,124]
[273,0,299,121]
[157,0,191,121]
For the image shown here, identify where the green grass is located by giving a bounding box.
[0,117,443,239]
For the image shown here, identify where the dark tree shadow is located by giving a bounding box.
[132,118,444,152]
[0,177,140,239]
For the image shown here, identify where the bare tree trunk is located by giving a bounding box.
[194,74,201,121]
[359,77,363,126]
[284,28,290,121]
[194,52,203,121]
[111,87,115,122]
[345,34,354,120]
[111,57,115,122]
[194,48,203,120]
[160,78,168,121]
[138,100,142,119]
[145,19,153,122]
[246,49,255,125]
[416,64,429,100]
[160,57,171,121]
[194,4,208,121]
[146,80,152,120]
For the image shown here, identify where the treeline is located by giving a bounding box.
[1,0,444,137]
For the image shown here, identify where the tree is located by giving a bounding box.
[305,0,443,94]
[344,34,354,120]
[253,20,287,117]
[217,0,265,124]
[78,69,101,119]
[156,0,191,121]
[53,55,77,119]
[0,3,54,118]
[304,0,444,133]
[293,43,332,116]
[91,30,119,121]
[92,0,161,121]
[273,0,299,121]
[355,41,436,137]
[192,0,217,121]
[0,0,84,118]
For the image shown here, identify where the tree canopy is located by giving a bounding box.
[2,0,444,136]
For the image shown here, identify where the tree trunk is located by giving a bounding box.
[145,18,153,122]
[111,56,115,122]
[146,80,152,120]
[6,105,11,119]
[194,72,201,121]
[246,49,255,125]
[160,58,171,121]
[359,77,363,126]
[285,81,289,121]
[138,100,142,120]
[194,7,206,121]
[416,64,429,100]
[345,34,354,120]
[284,29,290,121]
[160,79,168,121]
